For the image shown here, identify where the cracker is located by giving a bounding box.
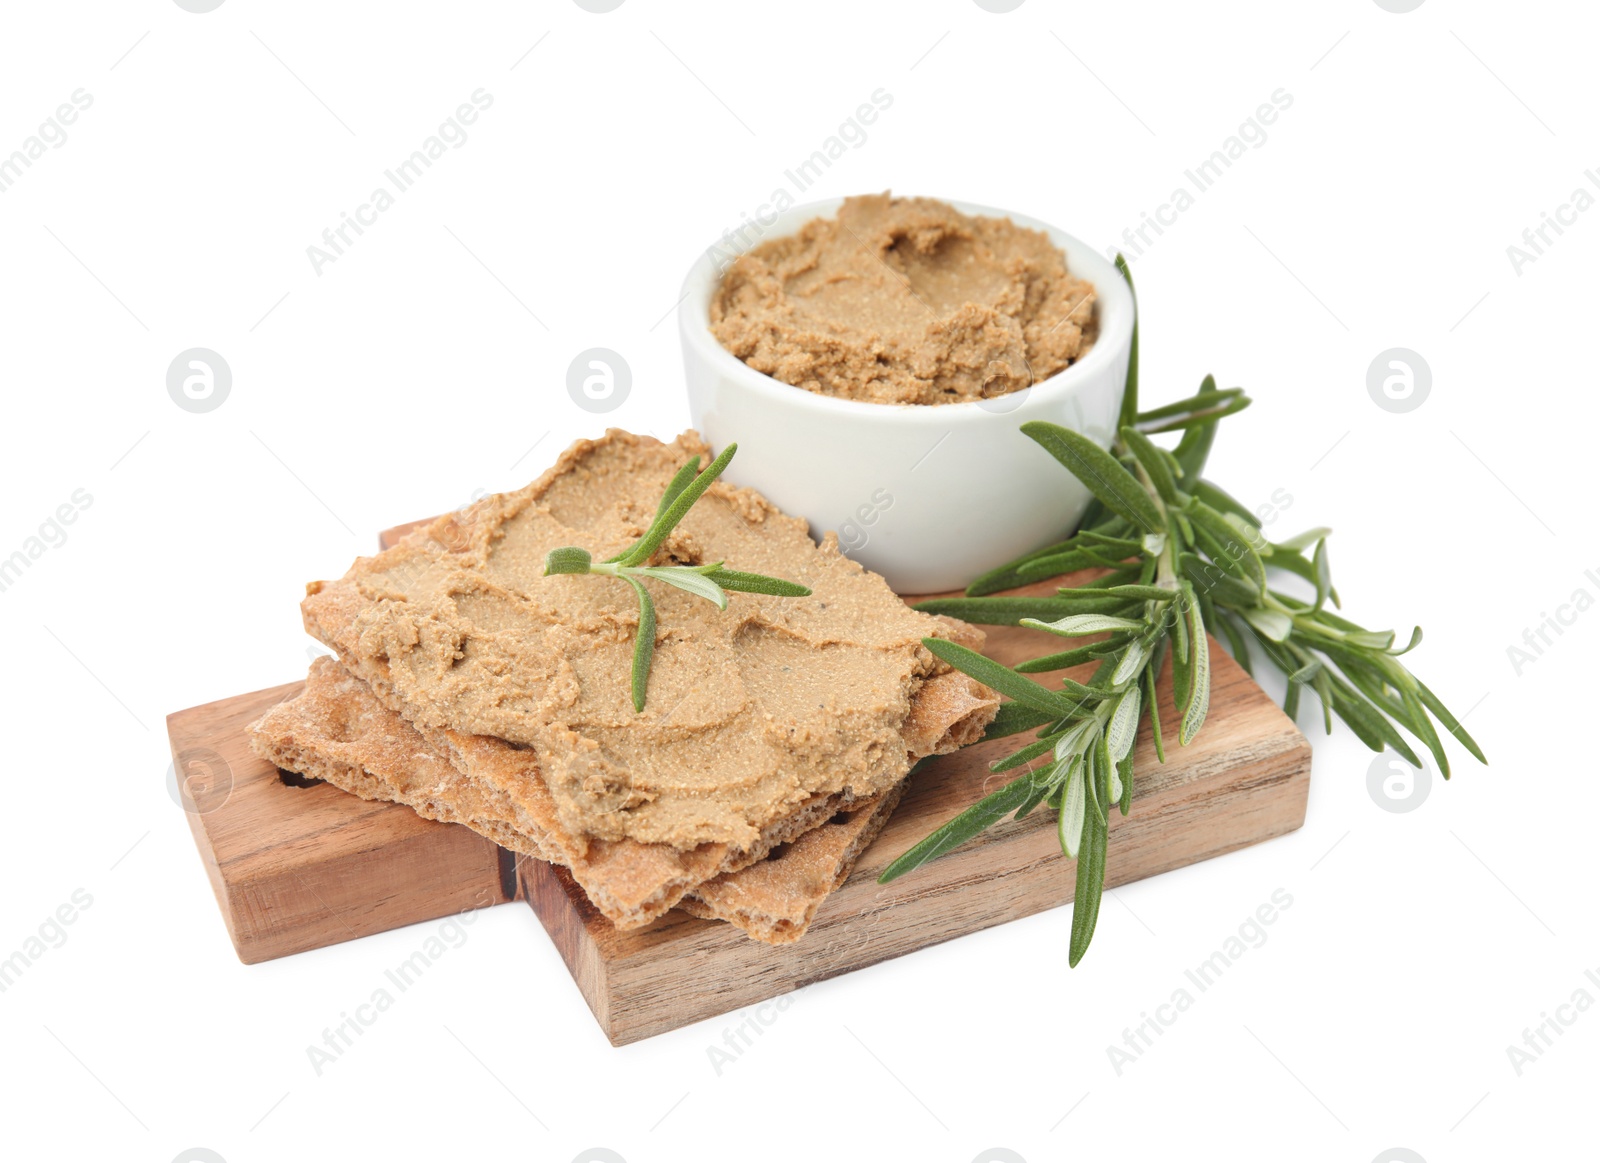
[248,658,888,941]
[679,782,906,944]
[251,659,859,928]
[301,430,995,852]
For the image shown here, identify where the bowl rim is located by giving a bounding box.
[678,195,1134,426]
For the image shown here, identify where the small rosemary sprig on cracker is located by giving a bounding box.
[880,257,1486,967]
[543,443,811,712]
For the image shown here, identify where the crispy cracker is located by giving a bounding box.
[679,782,906,944]
[249,659,889,941]
[250,659,858,929]
[899,671,1000,758]
[301,430,995,851]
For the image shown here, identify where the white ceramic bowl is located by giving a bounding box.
[678,197,1133,594]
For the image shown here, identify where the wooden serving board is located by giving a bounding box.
[169,519,1310,1045]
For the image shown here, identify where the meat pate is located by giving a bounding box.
[710,193,1097,406]
[302,430,996,850]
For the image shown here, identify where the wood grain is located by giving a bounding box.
[167,687,520,964]
[168,516,1310,1042]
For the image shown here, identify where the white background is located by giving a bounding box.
[1,1,1593,1161]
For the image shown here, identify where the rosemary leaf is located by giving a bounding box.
[700,568,811,597]
[1415,679,1486,765]
[633,565,728,610]
[982,702,1060,741]
[916,595,1134,625]
[1180,551,1262,607]
[1287,659,1323,684]
[1059,762,1086,860]
[1133,381,1244,423]
[1170,581,1191,665]
[1311,668,1335,734]
[1189,502,1266,591]
[1071,564,1145,591]
[1104,584,1177,602]
[965,549,1106,596]
[1092,735,1113,826]
[654,458,702,522]
[1136,393,1252,434]
[1401,684,1451,778]
[1105,685,1142,763]
[1143,658,1166,765]
[878,771,1038,882]
[1170,631,1193,728]
[1013,768,1059,822]
[1191,479,1260,527]
[1068,811,1107,968]
[617,443,737,568]
[964,538,1072,582]
[1181,588,1210,745]
[1391,626,1424,656]
[1053,717,1099,762]
[1242,606,1294,643]
[1172,414,1219,482]
[1021,613,1147,637]
[922,638,1078,718]
[1013,643,1117,673]
[1218,609,1253,675]
[1328,676,1422,765]
[1265,544,1338,607]
[1111,636,1152,685]
[1020,421,1164,534]
[1115,253,1140,431]
[1122,426,1180,505]
[544,546,592,575]
[990,734,1059,773]
[625,576,656,714]
[1058,675,1116,702]
[1077,531,1147,555]
[1276,526,1333,552]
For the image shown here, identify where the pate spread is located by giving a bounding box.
[302,431,994,850]
[710,193,1097,406]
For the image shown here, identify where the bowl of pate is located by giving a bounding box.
[678,194,1134,593]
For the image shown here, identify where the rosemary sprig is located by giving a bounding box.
[881,256,1486,967]
[543,443,810,712]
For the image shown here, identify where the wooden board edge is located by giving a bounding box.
[167,689,523,964]
[516,855,622,1039]
[168,708,254,962]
